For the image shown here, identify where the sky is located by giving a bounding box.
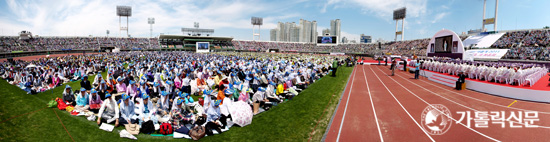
[0,0,549,42]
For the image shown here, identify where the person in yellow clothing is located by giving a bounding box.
[214,70,223,88]
[276,82,284,95]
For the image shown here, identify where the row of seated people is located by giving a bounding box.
[410,59,547,86]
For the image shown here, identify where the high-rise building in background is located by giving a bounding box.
[270,29,277,41]
[310,21,317,43]
[330,19,341,42]
[270,19,317,43]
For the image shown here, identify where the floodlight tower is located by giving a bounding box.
[251,17,263,41]
[116,6,132,37]
[148,18,155,38]
[393,7,406,41]
[481,0,499,31]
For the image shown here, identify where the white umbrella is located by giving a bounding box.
[25,64,39,68]
[229,101,253,127]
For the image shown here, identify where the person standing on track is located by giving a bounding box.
[390,59,396,76]
[414,60,421,79]
[332,58,339,77]
[403,59,407,71]
[384,56,388,66]
[455,71,467,90]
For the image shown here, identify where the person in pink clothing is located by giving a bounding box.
[174,73,182,90]
[89,89,104,113]
[126,80,139,99]
[52,73,61,87]
[116,77,127,94]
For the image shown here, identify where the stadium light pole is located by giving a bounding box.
[481,0,498,31]
[148,18,155,38]
[494,0,498,31]
[393,7,406,41]
[251,17,263,41]
[482,0,486,31]
[117,6,132,37]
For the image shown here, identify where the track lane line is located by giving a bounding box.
[360,65,384,142]
[366,65,435,142]
[372,66,500,142]
[336,66,357,142]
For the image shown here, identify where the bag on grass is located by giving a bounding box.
[48,99,57,108]
[140,120,155,134]
[160,123,173,135]
[90,104,101,109]
[175,126,190,135]
[195,114,207,126]
[189,126,206,140]
[125,124,140,135]
[56,98,68,110]
[65,106,75,112]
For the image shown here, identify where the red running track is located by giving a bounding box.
[325,65,550,142]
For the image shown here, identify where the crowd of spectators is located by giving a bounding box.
[382,38,429,56]
[3,29,550,61]
[0,36,160,53]
[492,31,529,48]
[232,38,428,56]
[492,29,550,60]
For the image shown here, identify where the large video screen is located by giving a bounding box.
[434,35,453,53]
[317,36,337,44]
[196,42,210,53]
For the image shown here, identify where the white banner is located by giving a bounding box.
[463,49,508,61]
[330,52,345,56]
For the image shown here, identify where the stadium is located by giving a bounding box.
[1,0,550,141]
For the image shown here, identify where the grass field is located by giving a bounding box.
[0,66,353,141]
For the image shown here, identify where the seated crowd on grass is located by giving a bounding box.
[0,51,340,137]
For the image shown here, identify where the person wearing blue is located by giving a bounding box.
[138,93,158,126]
[415,60,421,79]
[183,92,195,106]
[205,99,223,136]
[75,88,89,112]
[156,91,171,123]
[62,85,76,106]
[80,75,92,91]
[169,99,187,129]
[220,89,233,128]
[170,91,185,112]
[119,94,138,125]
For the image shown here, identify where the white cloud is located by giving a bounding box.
[431,12,448,24]
[0,0,303,38]
[322,0,428,19]
[321,0,342,13]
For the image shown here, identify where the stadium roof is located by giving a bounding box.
[159,35,233,41]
